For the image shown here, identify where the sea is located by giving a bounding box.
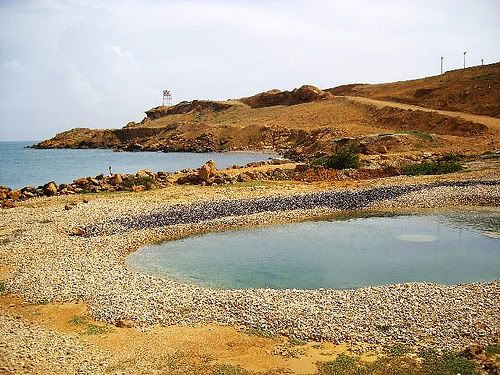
[0,141,275,189]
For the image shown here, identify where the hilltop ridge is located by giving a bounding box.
[34,63,500,158]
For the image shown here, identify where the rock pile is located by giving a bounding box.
[240,85,333,108]
[0,170,170,208]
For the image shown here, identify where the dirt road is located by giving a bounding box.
[342,96,500,132]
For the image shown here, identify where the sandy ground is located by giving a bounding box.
[1,165,499,374]
[0,289,380,374]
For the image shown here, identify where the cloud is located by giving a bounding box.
[112,45,131,59]
[1,59,24,73]
[0,0,499,141]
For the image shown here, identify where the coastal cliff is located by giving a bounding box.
[34,63,500,158]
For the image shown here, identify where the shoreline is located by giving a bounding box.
[1,175,499,354]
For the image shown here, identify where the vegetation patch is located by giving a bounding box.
[485,344,500,356]
[316,349,479,375]
[68,315,113,335]
[123,175,156,190]
[0,280,5,293]
[311,143,360,170]
[397,130,434,141]
[402,155,463,176]
[244,327,276,339]
[212,364,254,375]
[387,343,411,357]
[289,336,307,346]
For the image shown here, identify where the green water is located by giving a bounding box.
[126,209,500,290]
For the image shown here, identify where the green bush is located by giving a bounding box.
[316,350,479,375]
[485,344,500,355]
[317,354,360,375]
[312,144,360,170]
[420,349,477,375]
[397,130,434,141]
[402,160,463,176]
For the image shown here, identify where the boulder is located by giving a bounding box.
[136,169,154,179]
[198,160,217,181]
[110,174,123,186]
[7,190,21,201]
[1,200,15,209]
[74,178,89,187]
[43,181,58,195]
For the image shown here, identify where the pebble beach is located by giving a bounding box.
[1,173,499,372]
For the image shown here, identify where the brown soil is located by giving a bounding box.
[327,62,500,117]
[33,63,500,160]
[0,294,379,374]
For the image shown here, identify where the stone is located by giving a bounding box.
[1,200,15,208]
[70,227,85,236]
[110,174,123,186]
[8,190,21,201]
[131,185,145,192]
[43,182,58,196]
[64,204,73,210]
[136,169,154,179]
[74,178,88,187]
[115,319,134,328]
[198,160,217,181]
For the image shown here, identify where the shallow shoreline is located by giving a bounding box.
[1,176,499,355]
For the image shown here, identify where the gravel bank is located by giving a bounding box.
[0,311,107,374]
[1,179,499,354]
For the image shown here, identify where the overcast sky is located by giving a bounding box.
[0,0,499,141]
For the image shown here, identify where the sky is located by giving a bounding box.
[0,0,499,141]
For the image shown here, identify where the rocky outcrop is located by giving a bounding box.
[144,100,236,120]
[240,85,333,108]
[198,160,217,181]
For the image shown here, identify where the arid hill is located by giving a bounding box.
[327,62,500,117]
[35,64,500,158]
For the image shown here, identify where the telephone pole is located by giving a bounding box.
[440,56,444,74]
[463,51,467,69]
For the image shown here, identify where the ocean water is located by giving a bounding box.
[127,209,500,290]
[0,141,275,188]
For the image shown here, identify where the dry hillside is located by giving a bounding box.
[327,62,500,117]
[35,64,500,159]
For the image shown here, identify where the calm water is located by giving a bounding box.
[0,141,275,188]
[127,210,500,290]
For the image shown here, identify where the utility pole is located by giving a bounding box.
[481,58,484,66]
[440,56,444,74]
[463,51,467,69]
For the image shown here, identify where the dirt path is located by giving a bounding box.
[342,96,500,131]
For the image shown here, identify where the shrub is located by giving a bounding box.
[420,349,478,375]
[0,281,5,293]
[317,354,360,375]
[485,344,500,355]
[402,160,463,176]
[397,130,434,142]
[312,144,360,170]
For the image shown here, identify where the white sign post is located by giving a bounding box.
[163,90,172,106]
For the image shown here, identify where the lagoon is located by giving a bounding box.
[127,209,500,290]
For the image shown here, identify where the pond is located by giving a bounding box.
[126,209,500,290]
